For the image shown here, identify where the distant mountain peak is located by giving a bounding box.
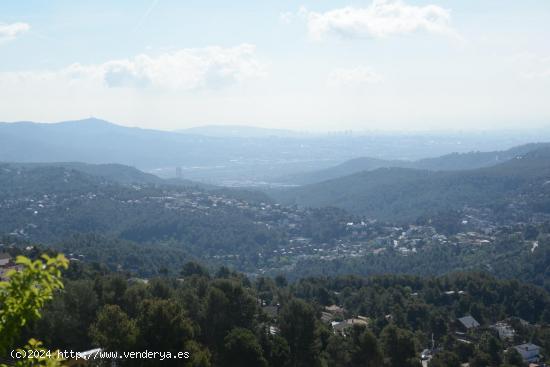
[60,117,116,126]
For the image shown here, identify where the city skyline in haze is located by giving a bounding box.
[1,0,549,132]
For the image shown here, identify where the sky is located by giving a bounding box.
[0,0,549,132]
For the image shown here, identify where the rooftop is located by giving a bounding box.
[458,316,480,329]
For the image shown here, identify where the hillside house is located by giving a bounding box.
[0,253,11,267]
[491,322,515,340]
[331,316,369,336]
[325,304,345,315]
[0,253,15,281]
[513,343,541,363]
[458,316,480,331]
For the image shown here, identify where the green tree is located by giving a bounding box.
[122,282,150,318]
[429,351,460,367]
[34,279,98,350]
[478,332,503,366]
[469,350,492,367]
[136,299,194,351]
[350,328,383,367]
[275,275,288,288]
[0,254,68,367]
[380,324,420,367]
[223,328,267,367]
[89,304,138,351]
[203,280,257,347]
[324,335,351,367]
[279,299,319,367]
[184,340,212,367]
[503,348,525,367]
[94,274,127,305]
[181,261,210,278]
[261,333,290,367]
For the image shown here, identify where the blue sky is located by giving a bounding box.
[1,0,549,131]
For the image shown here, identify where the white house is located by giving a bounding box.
[492,322,515,340]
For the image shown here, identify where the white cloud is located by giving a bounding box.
[0,22,30,43]
[0,44,266,90]
[327,66,383,87]
[298,0,460,41]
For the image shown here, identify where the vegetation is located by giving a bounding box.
[4,258,546,366]
[0,164,287,272]
[284,227,550,291]
[0,254,68,367]
[272,147,550,221]
[278,143,549,185]
[2,138,550,366]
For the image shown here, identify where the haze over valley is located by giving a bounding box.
[3,118,550,187]
[2,117,550,282]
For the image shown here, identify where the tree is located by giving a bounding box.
[181,261,210,278]
[223,328,267,367]
[478,332,503,366]
[94,274,127,305]
[380,324,420,367]
[203,280,257,347]
[34,279,98,350]
[259,329,290,367]
[455,339,475,362]
[503,348,525,367]
[122,282,150,317]
[429,351,460,367]
[215,266,232,279]
[184,340,212,367]
[324,335,351,367]
[469,350,492,367]
[279,299,319,367]
[429,312,448,338]
[0,254,68,367]
[89,304,138,351]
[136,299,194,351]
[350,328,383,367]
[275,275,288,288]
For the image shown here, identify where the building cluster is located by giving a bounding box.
[420,314,546,366]
[320,304,370,336]
[1,181,546,285]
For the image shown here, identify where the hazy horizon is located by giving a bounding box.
[2,116,550,136]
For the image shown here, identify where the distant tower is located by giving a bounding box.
[176,167,182,179]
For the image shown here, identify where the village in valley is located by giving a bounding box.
[1,169,549,366]
[1,174,545,278]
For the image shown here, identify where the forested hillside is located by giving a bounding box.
[0,163,351,273]
[5,253,549,367]
[277,143,549,185]
[283,224,550,292]
[3,158,550,287]
[271,148,550,222]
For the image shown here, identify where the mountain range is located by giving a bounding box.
[3,118,550,185]
[270,147,550,222]
[277,143,550,185]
